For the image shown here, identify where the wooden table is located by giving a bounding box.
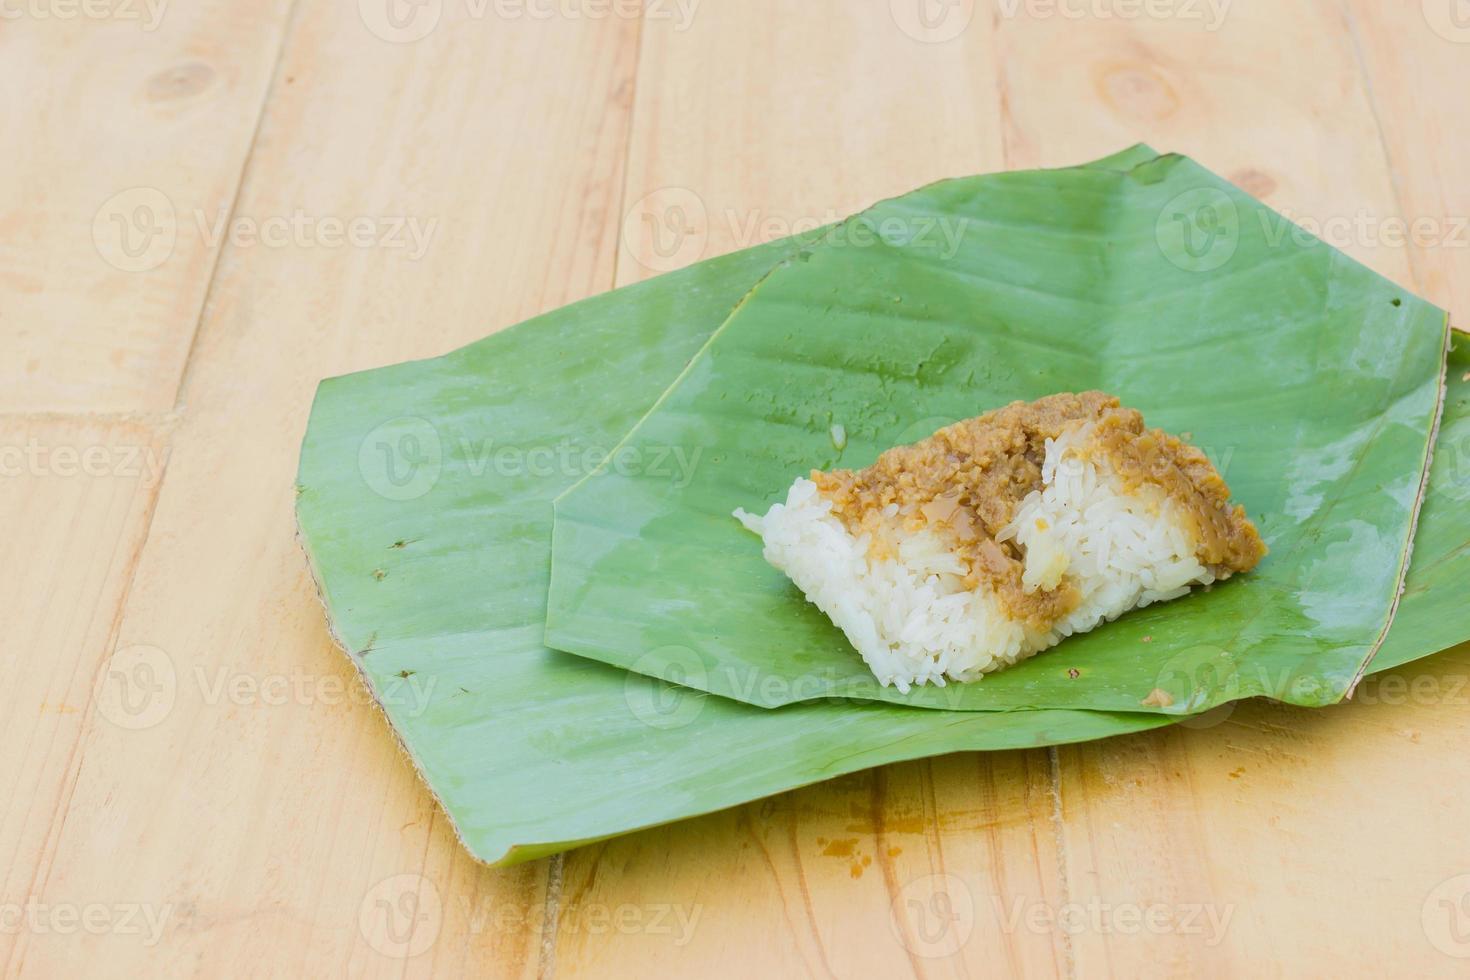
[6,2,1469,976]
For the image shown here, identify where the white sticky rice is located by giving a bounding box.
[734,421,1215,691]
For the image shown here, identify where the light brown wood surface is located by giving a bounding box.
[4,2,1467,976]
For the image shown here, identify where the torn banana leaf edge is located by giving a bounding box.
[545,152,1452,715]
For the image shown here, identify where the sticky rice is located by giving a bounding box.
[735,393,1266,691]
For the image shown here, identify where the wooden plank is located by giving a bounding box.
[1056,643,1470,977]
[1341,0,1470,320]
[557,756,1069,979]
[557,4,1064,978]
[0,419,167,976]
[11,4,642,976]
[992,3,1470,974]
[0,1,294,414]
[614,0,1010,286]
[992,0,1415,288]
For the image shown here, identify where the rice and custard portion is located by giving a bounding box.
[734,393,1266,691]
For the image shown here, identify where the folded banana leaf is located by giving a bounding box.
[1377,343,1470,669]
[297,147,1466,865]
[546,150,1450,715]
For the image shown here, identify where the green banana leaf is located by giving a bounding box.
[1376,339,1470,670]
[546,150,1450,715]
[297,148,1466,866]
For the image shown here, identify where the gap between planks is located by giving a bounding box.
[538,853,566,980]
[532,12,655,975]
[169,0,307,416]
[5,442,168,980]
[1336,0,1426,296]
[1045,746,1077,980]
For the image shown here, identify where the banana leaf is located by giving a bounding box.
[1376,338,1470,670]
[297,148,1466,865]
[546,151,1450,715]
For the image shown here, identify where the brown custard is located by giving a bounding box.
[811,392,1267,630]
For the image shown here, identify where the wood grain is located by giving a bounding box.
[1056,641,1470,978]
[6,3,641,976]
[558,4,1069,978]
[992,0,1414,286]
[1341,0,1470,320]
[557,755,1070,979]
[6,0,1470,975]
[614,0,1009,286]
[992,3,1470,974]
[0,419,168,977]
[0,1,294,414]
